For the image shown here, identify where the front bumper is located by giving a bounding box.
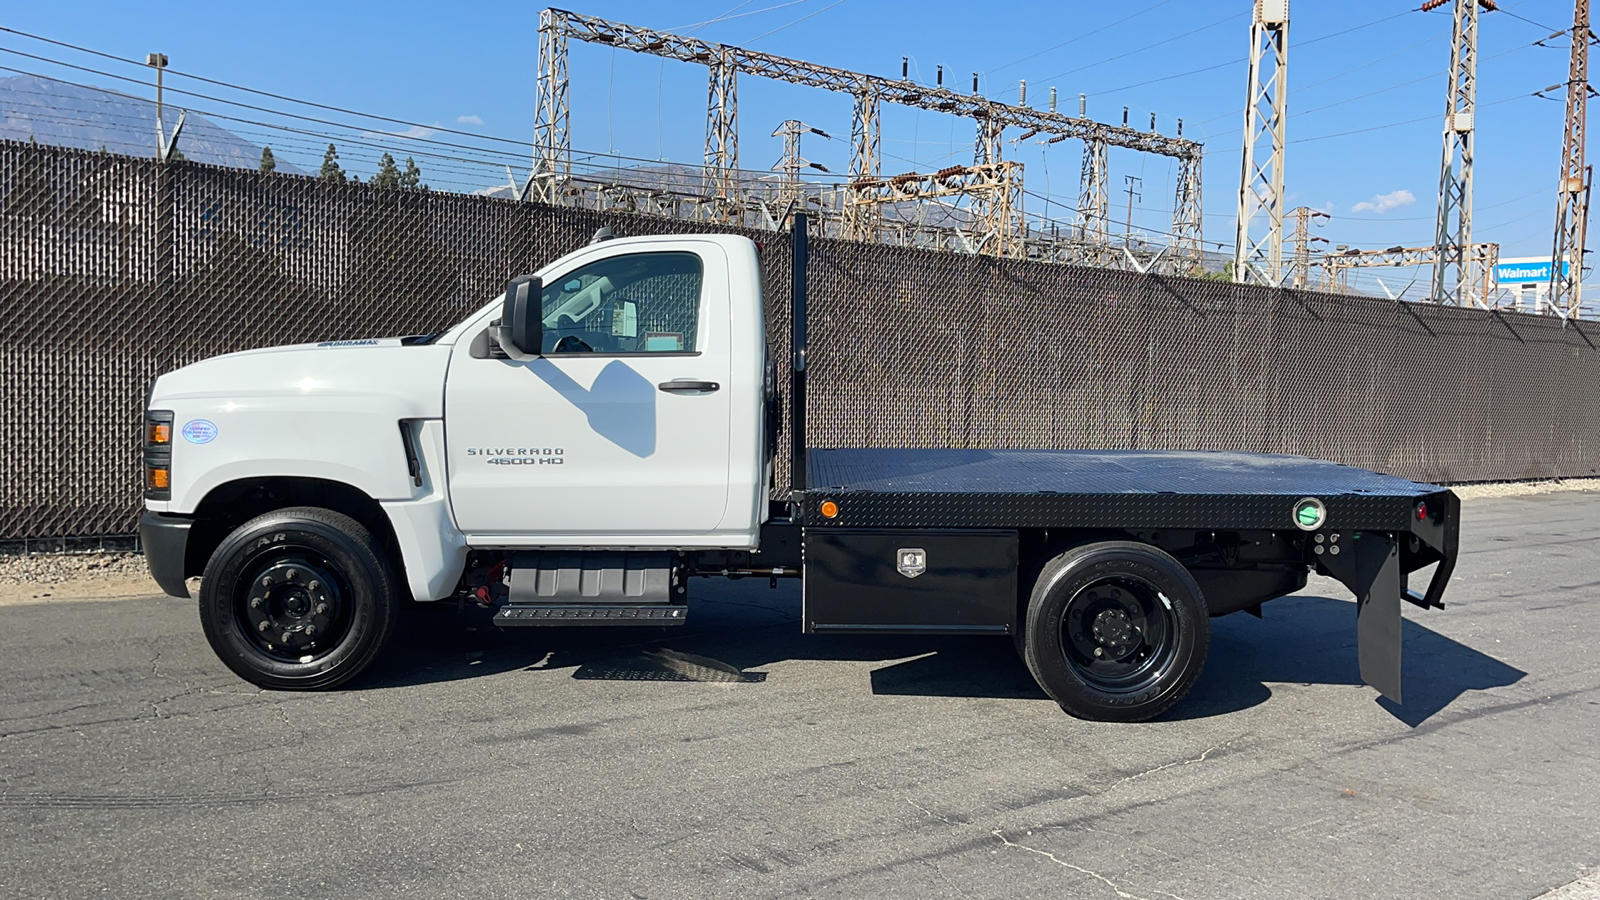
[139,511,192,598]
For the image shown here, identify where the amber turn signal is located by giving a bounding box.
[146,467,170,490]
[147,421,172,444]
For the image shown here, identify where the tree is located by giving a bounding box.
[260,147,276,174]
[371,152,401,188]
[318,144,346,183]
[400,156,426,191]
[168,146,186,162]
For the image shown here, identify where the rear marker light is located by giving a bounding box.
[1417,502,1428,521]
[820,499,839,519]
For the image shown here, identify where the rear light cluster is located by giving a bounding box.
[145,410,174,500]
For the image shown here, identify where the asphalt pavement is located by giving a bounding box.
[3,492,1599,899]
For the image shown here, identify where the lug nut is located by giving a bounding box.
[249,597,262,609]
[260,576,273,586]
[307,580,319,592]
[281,632,293,643]
[305,625,316,637]
[315,604,329,616]
[257,620,270,632]
[1093,647,1104,657]
[286,569,299,581]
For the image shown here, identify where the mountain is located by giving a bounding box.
[0,75,303,174]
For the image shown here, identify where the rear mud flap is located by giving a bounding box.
[1319,533,1402,704]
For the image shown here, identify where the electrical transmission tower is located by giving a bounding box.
[533,9,571,204]
[1288,206,1329,288]
[1428,0,1494,306]
[1551,0,1593,318]
[1235,0,1289,285]
[772,120,830,209]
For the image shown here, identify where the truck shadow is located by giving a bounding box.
[365,584,1523,727]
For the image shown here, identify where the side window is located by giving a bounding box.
[539,251,703,354]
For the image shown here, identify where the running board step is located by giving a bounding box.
[494,605,688,626]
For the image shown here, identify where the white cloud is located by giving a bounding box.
[1352,189,1416,214]
[362,123,436,141]
[457,114,483,126]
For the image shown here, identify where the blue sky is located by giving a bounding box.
[0,0,1584,267]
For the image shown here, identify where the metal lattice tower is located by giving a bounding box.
[850,163,1026,258]
[1322,242,1499,304]
[1551,0,1592,318]
[1173,153,1204,273]
[532,8,1202,260]
[1078,139,1109,264]
[844,89,882,241]
[705,51,739,222]
[1429,0,1492,306]
[533,9,571,204]
[772,120,829,208]
[1288,206,1328,288]
[1235,0,1289,285]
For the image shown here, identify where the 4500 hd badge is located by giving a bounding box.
[467,447,565,465]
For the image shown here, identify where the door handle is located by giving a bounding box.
[657,379,720,393]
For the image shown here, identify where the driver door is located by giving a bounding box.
[443,242,733,543]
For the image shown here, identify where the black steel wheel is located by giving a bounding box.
[1023,541,1209,721]
[199,507,398,690]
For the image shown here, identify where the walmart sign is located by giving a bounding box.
[1495,259,1569,284]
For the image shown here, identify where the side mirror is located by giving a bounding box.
[491,275,542,360]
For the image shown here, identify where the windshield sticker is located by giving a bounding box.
[182,419,218,444]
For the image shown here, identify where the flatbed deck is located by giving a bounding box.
[802,448,1452,534]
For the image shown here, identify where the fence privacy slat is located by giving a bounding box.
[3,140,1599,541]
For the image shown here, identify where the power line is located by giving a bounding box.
[743,0,851,45]
[986,0,1180,82]
[1087,7,1425,103]
[0,25,534,150]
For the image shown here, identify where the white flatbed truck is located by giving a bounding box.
[141,216,1459,721]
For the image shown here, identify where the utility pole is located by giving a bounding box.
[1288,206,1329,288]
[146,53,168,159]
[1123,174,1143,242]
[1551,0,1592,318]
[1427,0,1494,306]
[1235,0,1289,285]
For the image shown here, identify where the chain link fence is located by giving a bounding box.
[4,139,1600,542]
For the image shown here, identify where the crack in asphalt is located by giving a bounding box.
[991,828,1190,900]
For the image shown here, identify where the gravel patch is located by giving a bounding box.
[1450,477,1600,500]
[0,551,150,587]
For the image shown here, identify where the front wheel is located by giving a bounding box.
[1023,541,1209,722]
[199,507,398,690]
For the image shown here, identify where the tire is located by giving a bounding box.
[1022,541,1209,722]
[198,506,398,691]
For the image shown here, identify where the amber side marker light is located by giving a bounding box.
[819,499,840,519]
[147,467,170,490]
[147,421,172,445]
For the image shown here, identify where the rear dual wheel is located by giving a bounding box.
[1022,541,1209,722]
[199,507,398,690]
